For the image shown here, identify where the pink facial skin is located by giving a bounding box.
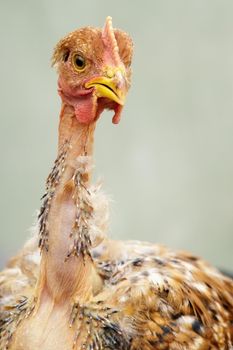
[58,77,123,125]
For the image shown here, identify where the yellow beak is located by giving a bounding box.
[85,76,126,106]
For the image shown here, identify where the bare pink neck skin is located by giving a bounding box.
[37,103,96,304]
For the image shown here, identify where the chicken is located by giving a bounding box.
[0,16,233,350]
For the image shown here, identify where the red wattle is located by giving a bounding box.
[74,94,97,124]
[112,104,123,124]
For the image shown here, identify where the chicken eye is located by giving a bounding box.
[72,54,86,71]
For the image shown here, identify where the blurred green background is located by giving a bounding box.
[0,0,233,269]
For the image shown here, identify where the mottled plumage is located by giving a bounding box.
[1,231,233,349]
[0,17,232,350]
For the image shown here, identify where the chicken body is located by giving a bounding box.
[0,17,233,350]
[1,233,233,349]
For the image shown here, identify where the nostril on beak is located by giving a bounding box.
[106,67,115,78]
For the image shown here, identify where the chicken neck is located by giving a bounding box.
[36,103,98,305]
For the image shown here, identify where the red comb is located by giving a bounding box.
[102,16,121,66]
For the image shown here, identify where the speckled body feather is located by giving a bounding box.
[0,17,233,350]
[0,228,233,349]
